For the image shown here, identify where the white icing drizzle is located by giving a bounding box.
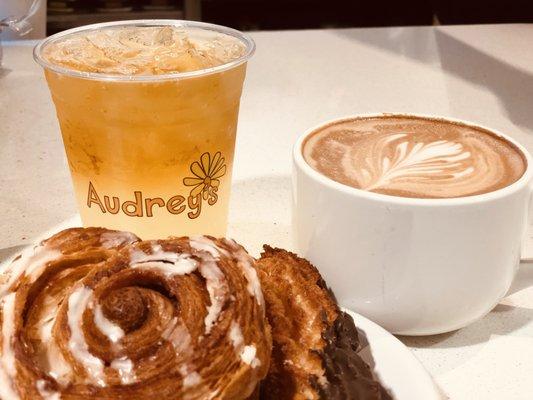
[207,389,220,400]
[130,244,198,277]
[131,259,198,277]
[228,321,243,349]
[237,252,263,306]
[179,364,202,389]
[93,304,124,344]
[0,367,19,400]
[240,345,261,368]
[45,342,72,386]
[0,245,61,296]
[190,236,228,259]
[229,321,261,368]
[198,259,226,334]
[36,380,61,400]
[183,372,202,388]
[2,294,17,376]
[66,286,106,387]
[225,239,264,306]
[37,295,60,344]
[229,322,260,367]
[188,238,230,333]
[110,357,136,385]
[100,231,138,249]
[35,295,73,384]
[0,293,20,400]
[240,345,255,364]
[162,318,192,355]
[130,244,181,264]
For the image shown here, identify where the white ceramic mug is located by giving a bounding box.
[292,114,533,335]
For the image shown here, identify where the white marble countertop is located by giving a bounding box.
[2,24,533,399]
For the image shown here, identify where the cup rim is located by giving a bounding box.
[293,113,533,206]
[33,19,255,82]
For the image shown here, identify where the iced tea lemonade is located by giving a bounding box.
[34,21,254,238]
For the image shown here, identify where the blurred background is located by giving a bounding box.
[1,0,533,40]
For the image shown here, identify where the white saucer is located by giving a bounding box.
[345,308,443,399]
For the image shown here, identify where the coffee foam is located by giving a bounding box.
[41,26,245,75]
[303,116,527,199]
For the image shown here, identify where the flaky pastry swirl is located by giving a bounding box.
[0,228,270,400]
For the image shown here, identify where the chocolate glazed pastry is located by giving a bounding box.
[0,228,271,400]
[257,246,392,400]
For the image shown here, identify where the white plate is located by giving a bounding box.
[345,308,444,399]
[1,218,442,400]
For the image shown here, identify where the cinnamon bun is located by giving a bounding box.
[0,228,271,400]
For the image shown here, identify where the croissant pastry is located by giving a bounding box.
[256,246,392,400]
[0,228,271,400]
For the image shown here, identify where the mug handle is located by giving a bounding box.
[510,192,533,295]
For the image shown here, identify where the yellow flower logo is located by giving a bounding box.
[183,152,226,205]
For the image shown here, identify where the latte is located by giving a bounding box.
[302,115,526,198]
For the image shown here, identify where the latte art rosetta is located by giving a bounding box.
[351,134,473,191]
[303,116,526,199]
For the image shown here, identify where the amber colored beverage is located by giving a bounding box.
[34,21,254,238]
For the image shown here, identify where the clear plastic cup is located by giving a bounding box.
[34,20,255,239]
